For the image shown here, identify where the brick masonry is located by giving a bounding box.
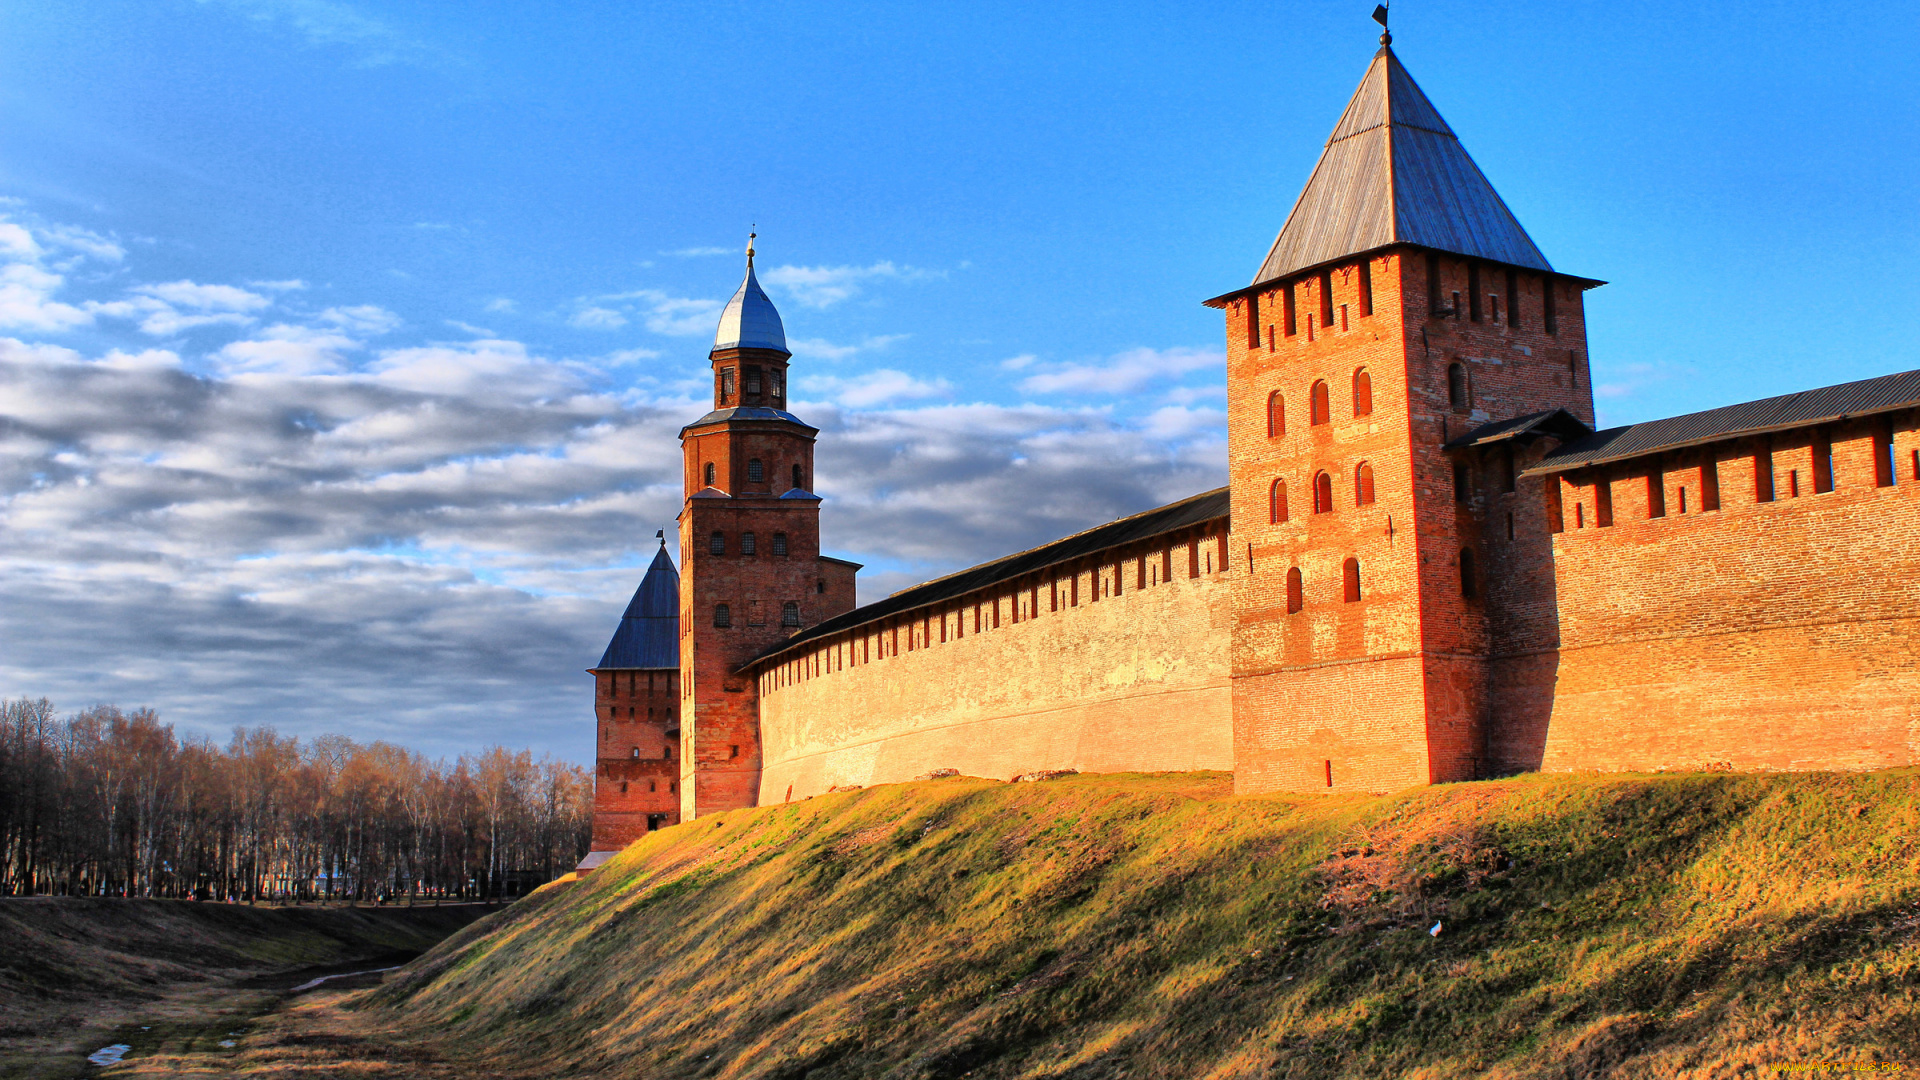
[589,666,681,849]
[754,525,1234,802]
[1491,412,1920,774]
[1224,249,1599,793]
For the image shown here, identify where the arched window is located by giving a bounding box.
[703,462,716,486]
[1267,391,1285,437]
[630,746,639,759]
[709,531,725,555]
[1269,479,1288,524]
[1310,380,1331,425]
[1313,471,1334,514]
[1354,462,1375,506]
[747,458,764,482]
[1353,368,1372,417]
[713,603,731,627]
[1448,363,1469,411]
[1342,558,1361,603]
[772,532,788,556]
[663,747,671,760]
[1459,549,1476,599]
[782,601,801,627]
[741,532,757,556]
[620,781,628,794]
[1285,568,1303,614]
[792,464,804,490]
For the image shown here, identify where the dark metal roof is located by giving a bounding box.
[1443,408,1591,451]
[745,487,1230,670]
[679,406,816,436]
[1525,368,1920,477]
[1249,45,1552,289]
[595,544,679,670]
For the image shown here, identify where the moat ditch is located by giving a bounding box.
[0,898,491,1079]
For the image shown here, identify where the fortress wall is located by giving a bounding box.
[1491,413,1920,774]
[754,533,1233,803]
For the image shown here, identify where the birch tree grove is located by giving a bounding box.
[0,698,592,901]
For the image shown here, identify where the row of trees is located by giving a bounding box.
[0,698,592,901]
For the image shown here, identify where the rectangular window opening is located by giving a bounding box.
[1755,444,1775,503]
[1701,458,1721,511]
[1358,260,1373,316]
[1595,475,1614,527]
[1324,760,1333,788]
[1319,271,1335,329]
[1245,294,1260,350]
[1813,432,1835,494]
[1505,269,1520,328]
[1874,423,1895,487]
[1546,476,1566,533]
[1427,252,1442,315]
[1542,276,1558,335]
[1467,263,1482,322]
[1283,284,1297,336]
[1647,471,1666,519]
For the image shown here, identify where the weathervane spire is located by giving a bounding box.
[746,228,756,269]
[1372,3,1390,46]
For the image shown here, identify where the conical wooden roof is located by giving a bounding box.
[1252,45,1551,287]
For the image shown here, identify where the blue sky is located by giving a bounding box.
[0,1,1914,760]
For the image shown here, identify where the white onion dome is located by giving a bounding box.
[711,234,788,353]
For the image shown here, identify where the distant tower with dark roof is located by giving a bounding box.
[1208,36,1602,794]
[676,235,860,820]
[584,539,683,864]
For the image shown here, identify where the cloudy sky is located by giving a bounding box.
[1,1,1913,761]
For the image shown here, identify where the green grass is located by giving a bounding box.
[367,770,1920,1078]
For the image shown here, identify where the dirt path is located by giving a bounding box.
[0,899,493,1080]
[106,975,478,1080]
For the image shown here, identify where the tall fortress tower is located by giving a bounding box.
[1204,34,1600,792]
[675,237,859,819]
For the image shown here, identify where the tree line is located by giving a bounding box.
[0,698,592,902]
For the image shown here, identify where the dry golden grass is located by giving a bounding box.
[357,770,1920,1078]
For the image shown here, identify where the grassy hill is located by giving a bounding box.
[368,771,1920,1078]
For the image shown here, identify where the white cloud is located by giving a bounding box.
[759,261,938,308]
[134,280,273,313]
[0,264,92,331]
[249,279,308,291]
[999,353,1037,371]
[215,323,361,375]
[199,0,447,68]
[800,369,952,408]
[601,347,662,365]
[319,304,401,335]
[662,246,735,257]
[483,297,516,313]
[0,224,43,259]
[569,306,628,330]
[1018,346,1224,396]
[788,334,909,361]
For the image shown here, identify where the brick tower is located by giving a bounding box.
[1209,35,1602,794]
[678,236,858,819]
[582,538,681,868]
